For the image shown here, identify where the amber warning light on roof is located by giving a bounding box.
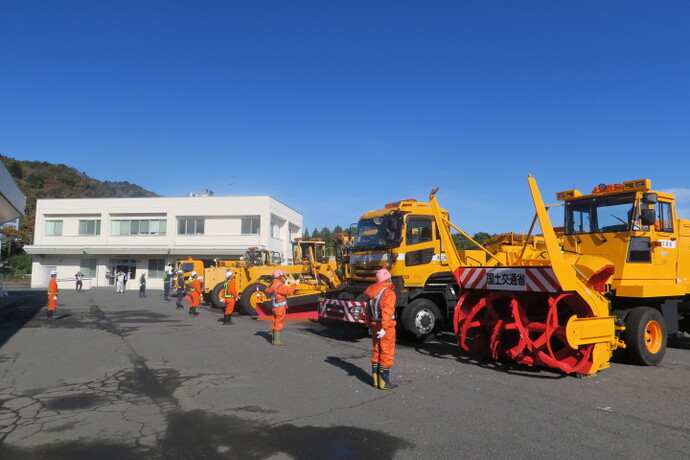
[385,199,418,209]
[557,179,651,201]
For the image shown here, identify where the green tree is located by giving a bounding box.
[3,253,31,276]
[320,227,333,245]
[472,232,493,246]
[452,231,496,250]
[311,228,321,239]
[8,160,23,179]
[25,173,44,189]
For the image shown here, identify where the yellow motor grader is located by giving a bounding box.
[439,177,690,375]
[204,239,345,315]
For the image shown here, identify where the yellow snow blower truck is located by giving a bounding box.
[445,177,690,375]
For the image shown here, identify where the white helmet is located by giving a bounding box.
[191,271,198,277]
[50,270,57,276]
[177,270,183,274]
[225,271,234,278]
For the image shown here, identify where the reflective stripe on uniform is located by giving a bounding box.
[368,287,387,322]
[223,281,235,297]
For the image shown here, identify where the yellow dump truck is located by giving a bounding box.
[444,177,690,375]
[319,198,486,340]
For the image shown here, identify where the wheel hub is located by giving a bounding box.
[416,310,433,333]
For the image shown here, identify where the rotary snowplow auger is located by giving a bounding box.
[430,177,624,375]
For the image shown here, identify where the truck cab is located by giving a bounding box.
[292,239,328,263]
[322,198,481,340]
[243,247,282,266]
[558,179,690,343]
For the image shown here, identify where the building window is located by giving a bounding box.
[289,225,300,242]
[46,220,63,236]
[242,217,260,235]
[271,217,284,239]
[80,259,97,277]
[111,219,167,236]
[178,218,205,235]
[148,259,165,278]
[79,220,101,236]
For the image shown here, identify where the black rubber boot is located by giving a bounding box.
[191,307,199,316]
[378,366,399,390]
[223,314,233,325]
[47,310,53,320]
[372,363,379,388]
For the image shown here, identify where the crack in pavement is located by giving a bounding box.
[0,301,415,459]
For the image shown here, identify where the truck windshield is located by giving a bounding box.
[179,262,195,272]
[353,215,403,251]
[564,193,636,234]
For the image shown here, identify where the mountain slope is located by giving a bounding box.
[1,154,159,241]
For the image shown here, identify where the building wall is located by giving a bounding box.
[25,195,302,288]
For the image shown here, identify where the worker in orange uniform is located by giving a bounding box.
[47,270,59,320]
[265,269,296,346]
[187,271,202,317]
[223,271,238,325]
[365,268,398,390]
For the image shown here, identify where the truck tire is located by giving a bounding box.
[623,307,667,366]
[400,298,441,342]
[241,283,269,316]
[210,282,226,309]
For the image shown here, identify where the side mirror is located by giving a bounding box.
[641,209,656,226]
[643,193,658,204]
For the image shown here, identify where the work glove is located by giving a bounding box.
[53,296,57,301]
[376,329,386,339]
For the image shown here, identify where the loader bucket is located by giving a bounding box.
[451,176,619,375]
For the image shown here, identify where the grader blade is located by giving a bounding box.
[452,176,620,375]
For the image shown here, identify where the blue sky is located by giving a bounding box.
[2,1,689,235]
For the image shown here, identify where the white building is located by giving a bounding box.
[24,195,302,289]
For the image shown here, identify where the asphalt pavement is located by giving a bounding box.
[0,287,688,459]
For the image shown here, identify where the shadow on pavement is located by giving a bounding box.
[301,320,369,343]
[254,330,272,344]
[325,356,372,385]
[0,409,414,460]
[409,331,567,379]
[0,290,45,351]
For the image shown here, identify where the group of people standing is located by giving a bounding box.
[45,266,400,390]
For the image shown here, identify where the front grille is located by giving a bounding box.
[353,265,381,281]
